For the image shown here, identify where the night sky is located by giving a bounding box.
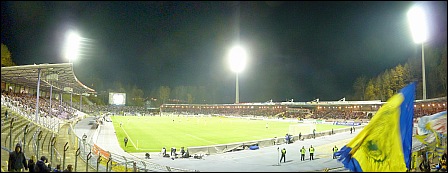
[1,1,447,103]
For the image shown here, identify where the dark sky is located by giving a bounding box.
[1,1,447,103]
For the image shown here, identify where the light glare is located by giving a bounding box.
[407,6,428,43]
[64,31,81,62]
[228,45,247,73]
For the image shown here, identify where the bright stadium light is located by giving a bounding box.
[407,5,428,100]
[228,45,247,73]
[228,45,247,104]
[407,6,428,44]
[64,31,81,63]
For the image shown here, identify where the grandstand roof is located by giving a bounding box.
[1,63,95,95]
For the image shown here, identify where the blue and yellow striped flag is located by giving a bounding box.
[335,82,415,172]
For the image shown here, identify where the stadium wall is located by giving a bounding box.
[187,125,367,156]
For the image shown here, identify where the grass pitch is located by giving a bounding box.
[111,115,346,152]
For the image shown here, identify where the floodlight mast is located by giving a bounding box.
[64,31,81,63]
[407,5,428,100]
[228,45,247,104]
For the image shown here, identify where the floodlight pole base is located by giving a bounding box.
[277,147,280,166]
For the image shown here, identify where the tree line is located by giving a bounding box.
[351,44,447,101]
[1,43,16,67]
[93,82,216,107]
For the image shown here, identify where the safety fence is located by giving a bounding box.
[1,95,61,133]
[1,112,64,171]
[66,122,199,172]
[187,125,366,156]
[2,97,198,172]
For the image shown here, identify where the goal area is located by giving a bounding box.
[289,123,316,136]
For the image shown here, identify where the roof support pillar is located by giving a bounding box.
[71,91,73,110]
[49,84,53,117]
[35,68,41,123]
[80,93,82,112]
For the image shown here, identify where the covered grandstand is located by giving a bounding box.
[1,63,96,171]
[1,63,197,172]
[1,63,96,118]
[1,63,95,95]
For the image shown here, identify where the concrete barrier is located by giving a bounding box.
[187,125,366,156]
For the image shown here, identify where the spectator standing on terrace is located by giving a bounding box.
[440,151,447,171]
[442,151,447,161]
[35,156,51,172]
[8,143,28,172]
[419,154,430,172]
[28,155,36,172]
[124,137,128,147]
[62,164,73,172]
[53,164,61,172]
[47,163,52,171]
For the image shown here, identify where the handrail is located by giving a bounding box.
[3,96,197,172]
[1,98,59,133]
[32,128,39,156]
[53,147,63,164]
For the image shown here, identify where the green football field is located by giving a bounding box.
[110,115,347,152]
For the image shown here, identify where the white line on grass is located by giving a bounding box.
[121,126,138,150]
[133,148,161,151]
[185,134,219,144]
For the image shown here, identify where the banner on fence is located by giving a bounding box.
[334,122,361,126]
[92,144,111,159]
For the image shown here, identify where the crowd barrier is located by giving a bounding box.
[1,95,61,133]
[1,96,198,172]
[67,121,198,172]
[187,124,366,156]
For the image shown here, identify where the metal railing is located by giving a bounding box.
[1,95,60,133]
[67,123,198,172]
[2,96,198,172]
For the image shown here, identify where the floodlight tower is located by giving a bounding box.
[63,30,82,112]
[228,45,247,104]
[64,31,81,63]
[407,5,429,100]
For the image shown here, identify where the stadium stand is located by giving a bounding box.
[2,63,198,172]
[161,97,446,123]
[2,63,446,172]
